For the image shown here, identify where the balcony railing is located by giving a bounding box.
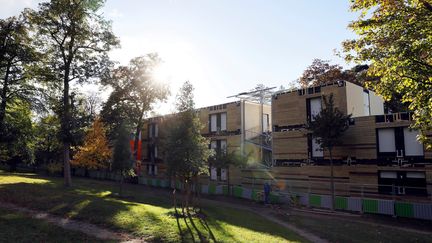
[375,112,413,123]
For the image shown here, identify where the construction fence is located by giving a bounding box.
[78,169,432,221]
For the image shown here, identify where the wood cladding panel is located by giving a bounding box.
[272,84,348,127]
[272,131,308,160]
[226,103,241,131]
[198,102,241,133]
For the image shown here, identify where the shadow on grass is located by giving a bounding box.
[0,171,305,242]
[0,181,167,241]
[170,208,218,243]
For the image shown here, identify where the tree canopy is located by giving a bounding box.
[101,54,169,153]
[299,59,360,87]
[0,15,40,136]
[342,0,432,147]
[72,118,112,170]
[28,0,119,186]
[163,81,212,180]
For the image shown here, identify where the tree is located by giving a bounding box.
[111,123,134,197]
[162,81,212,214]
[101,54,169,157]
[299,59,357,87]
[342,0,432,147]
[0,100,35,171]
[307,94,351,210]
[71,118,112,170]
[0,15,40,137]
[209,148,248,195]
[34,115,63,167]
[28,0,119,186]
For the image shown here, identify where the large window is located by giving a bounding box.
[378,128,396,153]
[363,90,370,116]
[209,113,227,132]
[377,127,424,158]
[147,164,158,176]
[210,139,227,181]
[148,123,158,138]
[307,97,322,122]
[403,128,424,156]
[148,144,158,161]
[311,137,323,158]
[378,170,427,196]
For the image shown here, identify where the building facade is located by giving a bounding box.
[271,81,432,198]
[139,100,272,185]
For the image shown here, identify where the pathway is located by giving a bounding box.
[0,202,145,243]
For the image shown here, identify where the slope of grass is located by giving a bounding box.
[0,208,107,243]
[0,171,306,242]
[277,213,431,243]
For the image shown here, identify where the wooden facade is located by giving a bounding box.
[272,81,431,164]
[139,101,271,182]
[271,81,432,198]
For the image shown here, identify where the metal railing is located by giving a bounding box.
[244,129,272,151]
[245,178,432,202]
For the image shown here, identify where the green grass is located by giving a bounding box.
[280,213,431,243]
[0,171,306,242]
[0,207,107,243]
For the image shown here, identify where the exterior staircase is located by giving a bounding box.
[244,129,272,151]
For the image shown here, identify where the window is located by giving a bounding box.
[147,164,158,175]
[221,168,227,181]
[307,97,322,122]
[311,137,323,157]
[209,112,227,132]
[148,144,157,161]
[403,128,423,156]
[148,123,158,138]
[363,90,370,116]
[210,139,227,181]
[210,167,217,180]
[221,113,227,131]
[378,128,396,153]
[211,140,227,154]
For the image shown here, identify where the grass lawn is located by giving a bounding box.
[0,171,306,243]
[0,207,107,243]
[278,213,431,243]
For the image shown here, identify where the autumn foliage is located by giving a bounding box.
[72,118,112,170]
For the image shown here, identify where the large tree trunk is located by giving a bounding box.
[329,148,335,211]
[119,172,124,197]
[133,106,146,161]
[62,67,72,187]
[0,64,10,133]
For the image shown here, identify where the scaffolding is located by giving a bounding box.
[228,86,276,167]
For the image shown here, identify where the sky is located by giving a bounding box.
[0,0,359,115]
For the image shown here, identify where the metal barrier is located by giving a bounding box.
[87,172,432,221]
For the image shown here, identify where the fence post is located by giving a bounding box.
[392,184,397,218]
[307,181,311,208]
[360,185,364,214]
